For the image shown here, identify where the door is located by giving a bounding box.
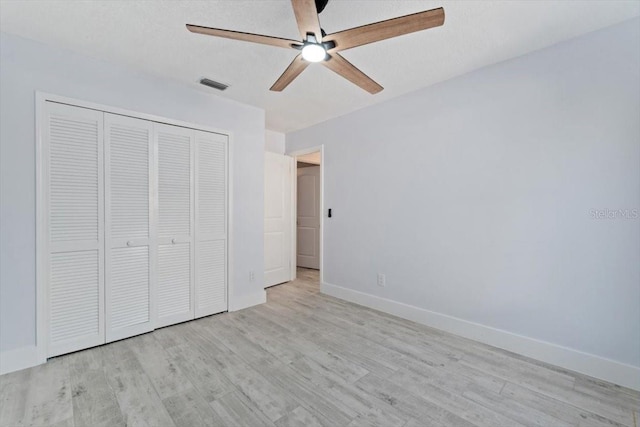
[44,102,105,357]
[264,152,293,287]
[194,130,228,317]
[39,97,232,358]
[155,124,194,328]
[297,165,320,269]
[104,113,155,342]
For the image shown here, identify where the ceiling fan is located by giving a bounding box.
[186,0,444,94]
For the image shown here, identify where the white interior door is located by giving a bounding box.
[44,102,105,357]
[297,165,320,269]
[195,130,228,317]
[104,113,155,342]
[155,124,194,328]
[264,152,293,287]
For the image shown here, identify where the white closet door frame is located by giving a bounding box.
[36,92,233,364]
[154,123,195,328]
[104,113,156,342]
[40,101,106,358]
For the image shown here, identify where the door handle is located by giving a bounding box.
[172,238,177,244]
[127,241,133,247]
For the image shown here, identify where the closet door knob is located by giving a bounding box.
[172,238,177,244]
[127,241,133,247]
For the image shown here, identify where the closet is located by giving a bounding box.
[42,100,228,357]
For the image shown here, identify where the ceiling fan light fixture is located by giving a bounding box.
[301,43,327,62]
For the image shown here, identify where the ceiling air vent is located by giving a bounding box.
[200,78,229,91]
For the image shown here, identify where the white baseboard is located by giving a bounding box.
[229,290,267,312]
[0,345,43,375]
[321,281,640,391]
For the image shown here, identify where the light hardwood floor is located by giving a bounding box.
[1,268,638,427]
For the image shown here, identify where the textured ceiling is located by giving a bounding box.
[1,1,638,132]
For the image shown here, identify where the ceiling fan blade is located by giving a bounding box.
[186,24,301,49]
[291,0,322,41]
[270,54,310,92]
[324,7,444,52]
[322,53,383,94]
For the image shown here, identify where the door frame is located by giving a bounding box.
[35,91,233,364]
[288,145,324,284]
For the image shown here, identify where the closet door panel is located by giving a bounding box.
[105,113,155,342]
[195,131,228,317]
[45,102,105,357]
[196,240,226,314]
[110,246,150,330]
[50,251,100,345]
[158,243,191,321]
[155,124,194,327]
[197,134,226,240]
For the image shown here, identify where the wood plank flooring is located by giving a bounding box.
[1,268,638,426]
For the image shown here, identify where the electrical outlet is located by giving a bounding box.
[249,270,255,282]
[377,273,386,287]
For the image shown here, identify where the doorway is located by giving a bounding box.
[296,152,321,271]
[263,146,323,288]
[291,147,323,284]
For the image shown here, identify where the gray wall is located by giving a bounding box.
[0,33,265,352]
[287,19,640,368]
[265,130,285,154]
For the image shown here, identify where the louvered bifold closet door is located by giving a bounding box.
[104,113,155,342]
[155,124,195,328]
[195,131,228,317]
[44,102,105,357]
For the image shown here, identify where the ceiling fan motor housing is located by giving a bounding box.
[315,0,329,14]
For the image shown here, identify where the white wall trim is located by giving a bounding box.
[289,155,297,282]
[34,92,48,366]
[321,281,640,391]
[287,155,295,282]
[229,290,266,312]
[288,145,324,283]
[226,129,235,314]
[0,346,42,375]
[35,92,233,136]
